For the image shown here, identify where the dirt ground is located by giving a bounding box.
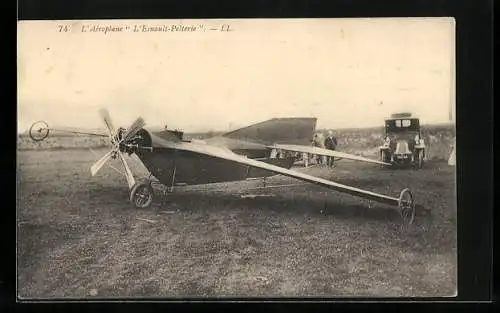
[17,149,456,298]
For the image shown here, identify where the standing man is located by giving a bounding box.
[324,130,338,167]
[302,150,309,167]
[311,133,323,165]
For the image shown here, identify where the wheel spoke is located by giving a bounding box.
[131,182,153,209]
[136,196,144,206]
[398,188,415,226]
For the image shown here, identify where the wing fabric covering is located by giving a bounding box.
[149,133,399,206]
[268,144,391,166]
[222,117,317,146]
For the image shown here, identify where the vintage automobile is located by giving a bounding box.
[379,113,426,168]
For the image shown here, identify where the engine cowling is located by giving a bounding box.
[118,128,152,154]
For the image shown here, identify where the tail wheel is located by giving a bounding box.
[398,188,415,226]
[130,180,154,209]
[29,121,50,142]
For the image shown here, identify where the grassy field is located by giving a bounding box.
[17,148,456,298]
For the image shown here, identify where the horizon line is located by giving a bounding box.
[17,120,455,135]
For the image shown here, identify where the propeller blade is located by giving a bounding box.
[89,148,125,175]
[90,150,113,176]
[119,117,146,143]
[117,151,136,189]
[99,108,116,140]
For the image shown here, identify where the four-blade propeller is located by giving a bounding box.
[90,109,145,189]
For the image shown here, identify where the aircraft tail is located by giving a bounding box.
[222,117,317,145]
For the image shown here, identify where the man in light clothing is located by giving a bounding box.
[302,151,309,167]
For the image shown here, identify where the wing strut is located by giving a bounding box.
[150,136,416,224]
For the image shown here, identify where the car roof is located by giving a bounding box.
[385,113,420,121]
[385,117,420,121]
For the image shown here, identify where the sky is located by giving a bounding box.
[17,18,455,133]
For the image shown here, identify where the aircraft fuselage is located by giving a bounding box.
[135,148,295,187]
[125,116,317,187]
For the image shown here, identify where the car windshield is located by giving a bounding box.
[385,119,420,133]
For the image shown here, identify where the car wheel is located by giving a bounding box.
[380,150,389,163]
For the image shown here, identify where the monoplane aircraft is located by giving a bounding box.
[28,109,416,225]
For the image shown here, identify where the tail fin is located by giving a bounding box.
[222,117,317,145]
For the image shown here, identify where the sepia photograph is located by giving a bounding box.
[17,18,456,298]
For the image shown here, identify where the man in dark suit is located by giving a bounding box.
[311,133,323,164]
[324,130,338,167]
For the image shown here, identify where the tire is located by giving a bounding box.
[398,188,416,227]
[380,150,389,163]
[130,181,154,209]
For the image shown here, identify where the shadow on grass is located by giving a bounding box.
[79,182,437,225]
[156,191,404,224]
[71,183,436,238]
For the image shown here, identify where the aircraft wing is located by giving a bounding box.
[267,144,391,166]
[151,135,399,206]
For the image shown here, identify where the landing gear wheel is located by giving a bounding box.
[130,181,154,209]
[398,188,415,226]
[29,121,50,142]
